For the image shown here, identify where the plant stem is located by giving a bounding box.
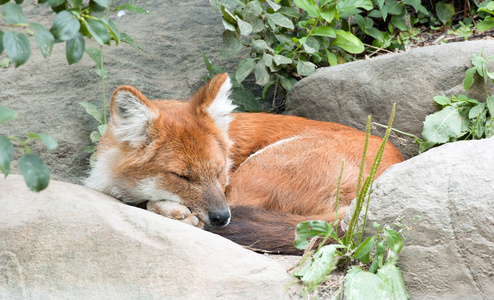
[360,104,396,244]
[334,159,345,236]
[100,45,107,125]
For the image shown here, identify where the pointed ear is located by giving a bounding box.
[110,86,157,147]
[190,73,237,135]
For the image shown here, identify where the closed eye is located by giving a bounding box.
[172,172,191,183]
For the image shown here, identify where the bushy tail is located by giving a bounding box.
[205,205,346,255]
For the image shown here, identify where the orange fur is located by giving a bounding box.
[86,73,404,254]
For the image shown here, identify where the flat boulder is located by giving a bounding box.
[0,175,297,299]
[285,40,494,158]
[342,137,494,299]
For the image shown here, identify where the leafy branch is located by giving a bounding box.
[0,107,57,192]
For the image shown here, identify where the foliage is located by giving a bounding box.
[292,105,410,298]
[0,1,145,184]
[416,50,494,152]
[477,0,494,32]
[209,0,494,110]
[0,0,143,67]
[209,0,475,109]
[76,3,146,164]
[0,107,57,192]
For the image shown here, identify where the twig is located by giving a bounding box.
[287,236,319,272]
[366,33,398,58]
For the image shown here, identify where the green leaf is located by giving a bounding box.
[376,264,410,300]
[0,135,13,176]
[436,1,455,25]
[48,0,64,6]
[254,59,270,85]
[66,32,85,65]
[365,27,384,43]
[3,31,31,67]
[326,50,337,66]
[333,30,364,54]
[100,19,120,45]
[243,0,263,19]
[278,6,303,18]
[293,0,321,18]
[420,106,462,151]
[85,46,103,69]
[0,58,10,68]
[29,23,54,59]
[391,15,408,31]
[80,101,104,124]
[267,13,294,29]
[235,16,253,36]
[18,154,50,192]
[266,0,281,11]
[433,95,451,106]
[477,18,494,32]
[85,19,110,45]
[486,95,494,117]
[84,145,97,154]
[463,67,476,91]
[321,4,338,23]
[294,220,334,250]
[28,133,58,151]
[300,245,339,291]
[69,0,83,8]
[2,3,27,24]
[114,3,148,14]
[0,107,18,123]
[303,36,319,53]
[230,84,260,112]
[90,130,102,143]
[97,124,108,135]
[92,0,109,8]
[51,10,80,41]
[297,60,316,76]
[235,58,256,83]
[120,32,142,50]
[312,26,336,37]
[252,39,270,53]
[220,31,243,58]
[385,230,403,253]
[273,54,292,65]
[469,103,486,119]
[344,267,393,299]
[277,74,293,91]
[353,236,376,263]
[221,18,236,31]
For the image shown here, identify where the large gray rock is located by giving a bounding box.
[0,1,238,184]
[342,137,494,300]
[285,40,494,158]
[0,175,297,299]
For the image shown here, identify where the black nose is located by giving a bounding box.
[209,211,231,227]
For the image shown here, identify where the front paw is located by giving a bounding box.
[146,201,204,228]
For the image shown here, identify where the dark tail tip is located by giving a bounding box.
[205,205,343,255]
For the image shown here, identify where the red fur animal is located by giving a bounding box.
[85,73,404,254]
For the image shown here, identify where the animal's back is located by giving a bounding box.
[208,112,404,253]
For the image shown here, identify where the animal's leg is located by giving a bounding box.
[147,200,204,228]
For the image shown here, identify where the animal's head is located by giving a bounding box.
[100,73,236,227]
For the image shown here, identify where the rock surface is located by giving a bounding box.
[0,175,297,299]
[342,137,494,300]
[285,40,494,158]
[0,1,240,184]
